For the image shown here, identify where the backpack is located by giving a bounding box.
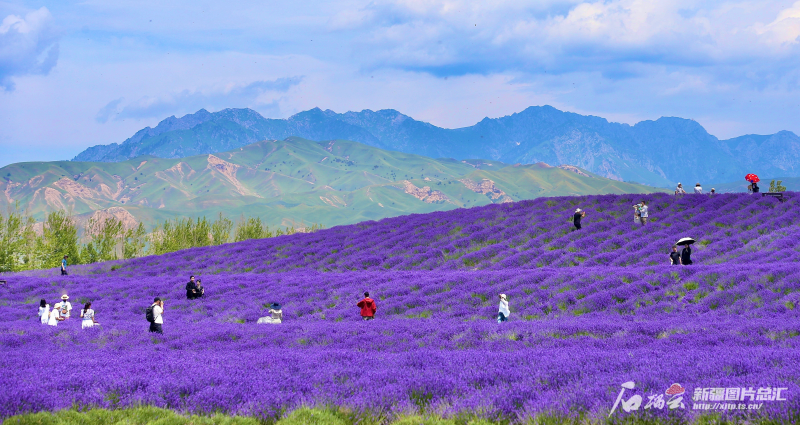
[145,305,155,323]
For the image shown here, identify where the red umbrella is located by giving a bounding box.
[745,173,760,183]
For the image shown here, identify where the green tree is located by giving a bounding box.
[769,179,787,192]
[234,216,272,241]
[0,205,35,272]
[211,212,233,246]
[123,222,147,259]
[87,216,124,262]
[37,210,81,268]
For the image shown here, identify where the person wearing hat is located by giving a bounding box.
[357,292,377,320]
[573,208,585,230]
[268,303,283,324]
[497,294,510,323]
[48,301,61,326]
[149,297,164,334]
[54,295,72,320]
[710,188,716,195]
[675,183,686,196]
[694,183,703,194]
[60,255,68,276]
[256,303,283,324]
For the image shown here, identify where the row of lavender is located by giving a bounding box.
[54,193,794,277]
[2,307,799,421]
[6,266,800,324]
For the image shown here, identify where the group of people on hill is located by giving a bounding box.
[37,294,98,328]
[674,182,716,195]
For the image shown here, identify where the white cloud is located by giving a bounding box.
[0,7,59,90]
[111,77,303,121]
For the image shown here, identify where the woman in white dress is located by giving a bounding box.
[47,302,60,327]
[80,302,97,329]
[38,299,50,325]
[257,303,283,324]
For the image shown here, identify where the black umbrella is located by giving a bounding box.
[676,237,695,246]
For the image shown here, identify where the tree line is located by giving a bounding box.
[0,208,320,273]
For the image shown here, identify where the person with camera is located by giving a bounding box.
[148,298,164,334]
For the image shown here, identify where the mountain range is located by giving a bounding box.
[3,138,658,230]
[73,106,800,187]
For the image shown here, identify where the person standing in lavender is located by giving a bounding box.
[38,299,50,324]
[675,183,686,196]
[357,292,377,320]
[148,298,164,334]
[54,295,72,320]
[681,245,693,266]
[60,255,68,276]
[497,294,510,323]
[573,208,585,230]
[669,246,682,265]
[694,183,703,194]
[639,201,649,226]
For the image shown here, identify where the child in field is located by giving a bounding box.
[47,302,61,326]
[38,299,49,324]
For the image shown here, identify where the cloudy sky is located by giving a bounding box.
[1,0,799,167]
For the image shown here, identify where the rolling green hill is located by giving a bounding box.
[2,137,663,230]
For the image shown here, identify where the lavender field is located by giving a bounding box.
[2,193,800,423]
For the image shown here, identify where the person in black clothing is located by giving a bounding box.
[186,275,200,300]
[573,208,585,230]
[669,246,681,265]
[752,182,760,193]
[195,279,205,298]
[681,245,693,265]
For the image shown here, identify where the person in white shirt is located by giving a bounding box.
[694,183,702,194]
[497,294,510,323]
[675,183,686,195]
[38,299,50,325]
[80,302,97,329]
[257,303,283,324]
[54,294,72,320]
[48,302,61,326]
[149,297,164,334]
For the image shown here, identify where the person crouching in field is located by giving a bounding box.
[257,303,283,324]
[357,292,377,320]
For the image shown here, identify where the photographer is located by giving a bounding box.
[149,298,164,334]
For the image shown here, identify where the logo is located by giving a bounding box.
[611,382,789,415]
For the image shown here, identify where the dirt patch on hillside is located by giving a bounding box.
[402,181,450,204]
[558,165,591,177]
[207,154,258,197]
[458,178,513,203]
[54,177,97,199]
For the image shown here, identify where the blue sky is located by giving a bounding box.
[1,0,799,168]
